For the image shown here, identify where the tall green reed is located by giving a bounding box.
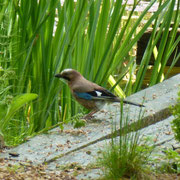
[133,0,180,92]
[0,3,38,145]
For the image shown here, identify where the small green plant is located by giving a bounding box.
[72,118,86,129]
[0,69,38,145]
[98,103,154,179]
[0,92,38,146]
[156,148,180,174]
[171,90,180,142]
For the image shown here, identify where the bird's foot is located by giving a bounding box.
[83,110,97,120]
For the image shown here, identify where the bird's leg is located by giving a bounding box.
[83,110,98,120]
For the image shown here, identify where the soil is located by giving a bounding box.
[0,157,179,180]
[0,158,77,180]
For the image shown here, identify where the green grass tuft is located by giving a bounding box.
[98,103,154,179]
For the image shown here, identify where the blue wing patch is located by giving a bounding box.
[74,89,115,101]
[75,92,93,100]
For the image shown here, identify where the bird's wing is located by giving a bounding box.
[73,89,145,107]
[74,88,118,101]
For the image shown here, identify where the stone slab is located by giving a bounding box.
[46,116,179,179]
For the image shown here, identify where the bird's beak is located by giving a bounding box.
[55,73,63,78]
[55,73,70,81]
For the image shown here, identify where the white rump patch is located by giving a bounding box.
[95,91,102,97]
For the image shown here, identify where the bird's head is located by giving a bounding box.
[55,69,82,82]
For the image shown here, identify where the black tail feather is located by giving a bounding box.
[123,100,145,107]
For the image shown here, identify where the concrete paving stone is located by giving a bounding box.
[46,116,179,179]
[46,116,177,168]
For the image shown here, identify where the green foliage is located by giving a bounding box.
[171,90,180,142]
[99,141,153,179]
[0,69,38,145]
[157,148,180,174]
[71,114,86,128]
[98,104,154,179]
[0,69,14,120]
[133,0,180,92]
[0,92,38,145]
[0,7,39,145]
[2,93,38,130]
[0,0,179,144]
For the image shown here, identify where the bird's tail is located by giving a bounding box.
[97,96,145,107]
[123,100,145,107]
[111,97,145,107]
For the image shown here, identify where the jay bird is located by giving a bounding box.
[55,69,144,113]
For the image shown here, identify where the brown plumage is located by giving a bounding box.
[55,69,145,110]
